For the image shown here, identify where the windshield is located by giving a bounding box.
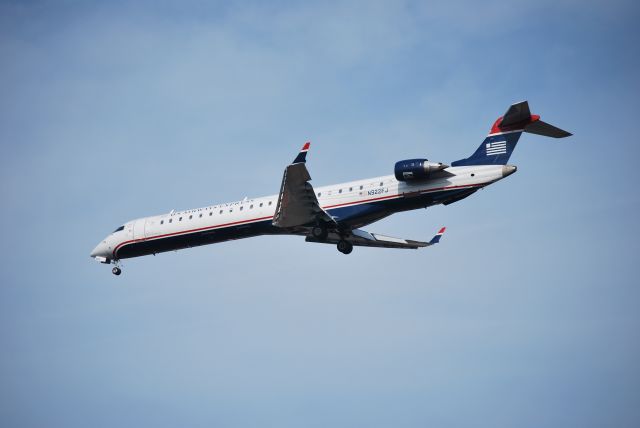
[113,225,125,233]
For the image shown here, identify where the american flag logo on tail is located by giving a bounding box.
[486,141,507,155]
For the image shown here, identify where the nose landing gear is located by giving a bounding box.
[111,260,122,276]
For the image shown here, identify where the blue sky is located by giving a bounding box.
[1,1,639,427]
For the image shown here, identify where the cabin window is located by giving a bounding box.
[380,181,383,186]
[360,185,363,190]
[189,215,193,219]
[179,217,182,221]
[471,173,475,177]
[219,210,223,214]
[160,220,164,225]
[209,212,212,216]
[339,189,342,194]
[268,201,272,206]
[199,213,202,218]
[349,187,353,191]
[318,192,321,197]
[230,209,233,212]
[259,202,263,207]
[250,204,253,209]
[240,206,243,211]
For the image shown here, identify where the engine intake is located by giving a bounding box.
[394,159,448,181]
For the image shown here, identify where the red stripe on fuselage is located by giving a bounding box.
[113,215,273,258]
[112,182,486,258]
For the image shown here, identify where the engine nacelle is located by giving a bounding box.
[394,158,448,181]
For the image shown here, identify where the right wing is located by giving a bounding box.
[306,227,446,249]
[272,142,335,229]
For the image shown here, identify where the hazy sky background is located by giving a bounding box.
[1,1,639,427]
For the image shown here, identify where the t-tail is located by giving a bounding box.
[452,101,572,167]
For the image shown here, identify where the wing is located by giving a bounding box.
[272,142,335,229]
[306,227,446,249]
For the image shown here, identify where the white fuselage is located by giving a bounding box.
[90,165,513,262]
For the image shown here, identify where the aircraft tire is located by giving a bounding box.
[312,225,328,240]
[112,267,122,276]
[337,240,353,255]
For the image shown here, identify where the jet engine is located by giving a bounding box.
[394,159,448,181]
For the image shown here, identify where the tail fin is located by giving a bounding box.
[452,101,571,167]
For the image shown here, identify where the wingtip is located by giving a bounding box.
[292,142,311,164]
[428,226,446,245]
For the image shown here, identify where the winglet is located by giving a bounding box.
[292,142,311,164]
[428,227,446,245]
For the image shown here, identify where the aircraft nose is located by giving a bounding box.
[90,241,109,258]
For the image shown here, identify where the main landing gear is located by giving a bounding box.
[311,225,328,241]
[337,239,353,255]
[310,222,352,254]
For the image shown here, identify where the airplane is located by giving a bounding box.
[90,101,571,275]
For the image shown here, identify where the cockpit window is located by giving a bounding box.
[113,225,125,233]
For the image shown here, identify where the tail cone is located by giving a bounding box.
[502,165,517,178]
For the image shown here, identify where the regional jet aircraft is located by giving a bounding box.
[91,101,570,275]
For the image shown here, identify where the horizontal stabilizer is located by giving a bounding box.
[525,120,572,138]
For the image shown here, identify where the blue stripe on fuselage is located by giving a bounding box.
[326,186,479,226]
[116,186,478,259]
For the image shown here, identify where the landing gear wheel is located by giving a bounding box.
[337,240,353,255]
[312,225,328,241]
[112,266,122,276]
